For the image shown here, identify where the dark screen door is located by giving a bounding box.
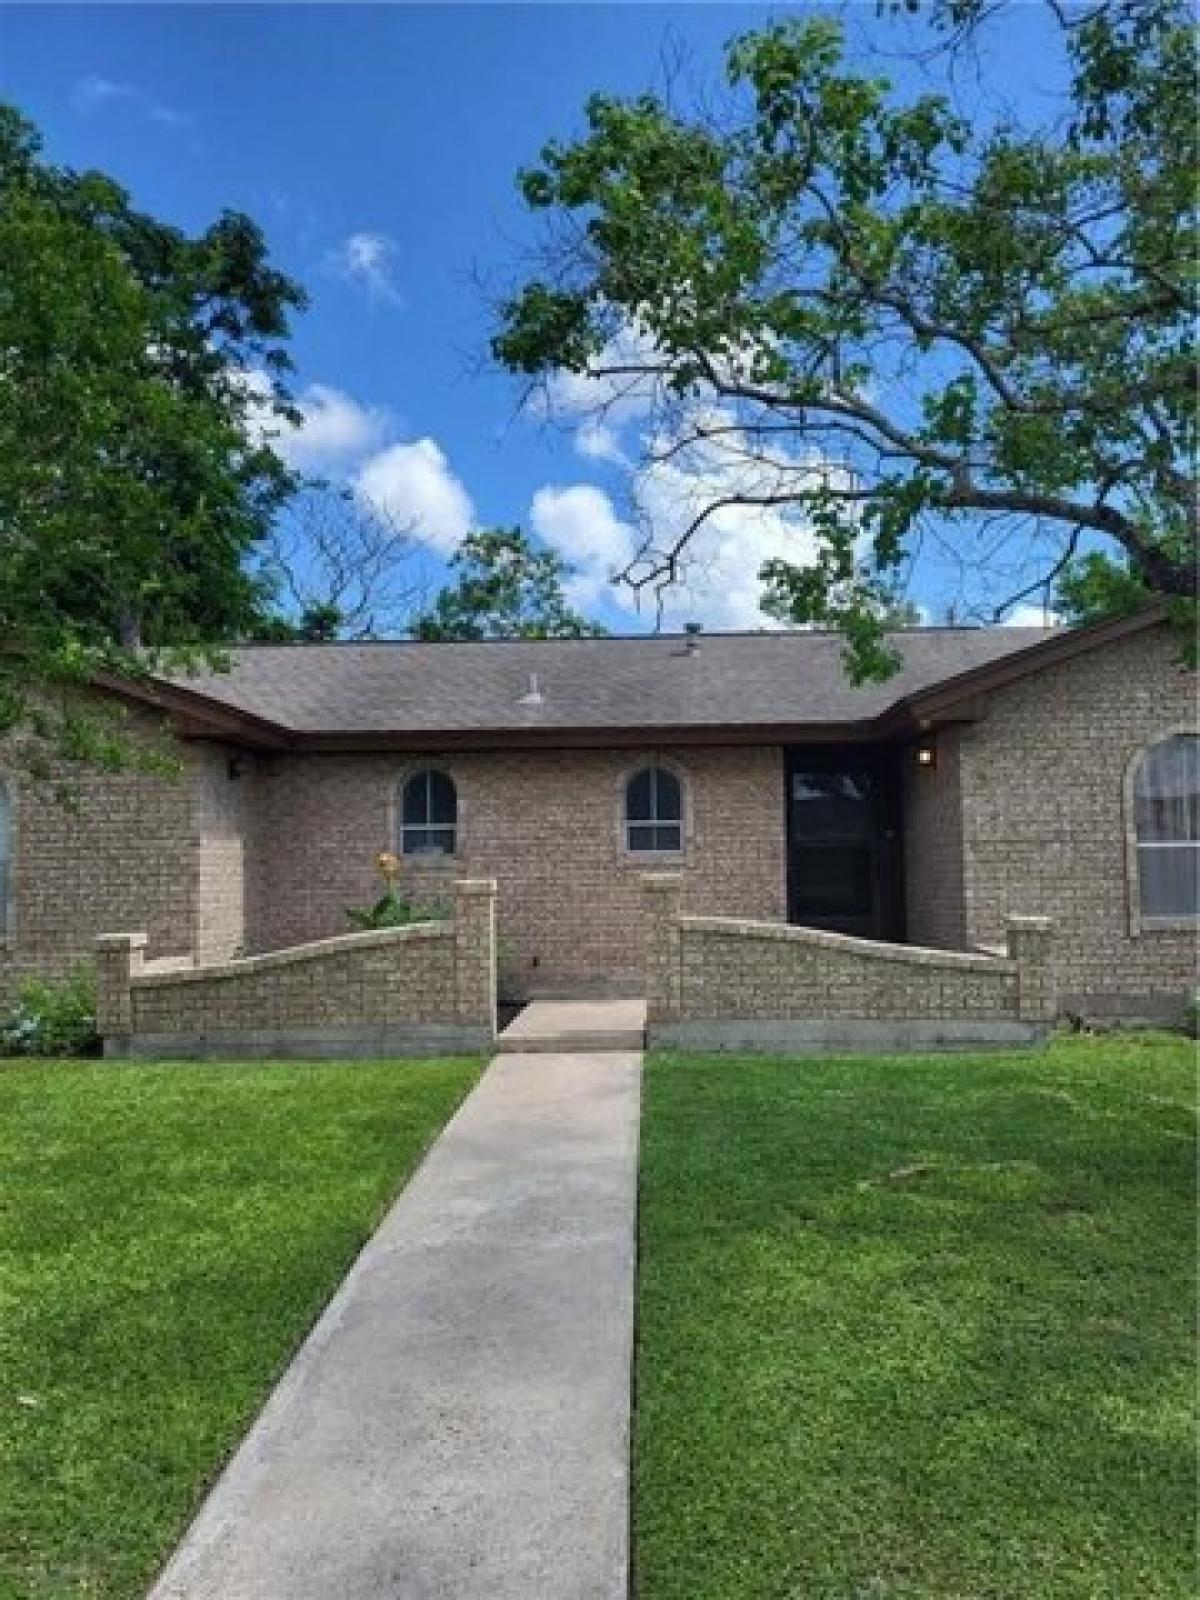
[786,750,903,940]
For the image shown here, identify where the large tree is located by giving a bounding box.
[0,105,304,762]
[494,0,1196,677]
[412,527,606,640]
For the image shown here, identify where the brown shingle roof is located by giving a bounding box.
[168,627,1054,737]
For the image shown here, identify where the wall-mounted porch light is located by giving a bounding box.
[914,740,937,771]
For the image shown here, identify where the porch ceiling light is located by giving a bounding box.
[914,741,937,770]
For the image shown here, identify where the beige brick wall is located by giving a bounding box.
[0,706,241,1007]
[193,747,256,964]
[956,624,1196,1016]
[251,745,787,996]
[130,925,459,1035]
[645,901,1032,1027]
[903,726,968,949]
[95,880,497,1053]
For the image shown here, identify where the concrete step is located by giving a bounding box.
[495,999,647,1055]
[516,979,645,1003]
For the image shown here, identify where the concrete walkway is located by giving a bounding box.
[150,1046,642,1600]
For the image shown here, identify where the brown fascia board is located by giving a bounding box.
[93,671,295,750]
[289,720,888,753]
[886,604,1172,732]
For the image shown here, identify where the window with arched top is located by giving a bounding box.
[0,780,11,936]
[399,770,457,856]
[1131,733,1200,921]
[625,765,683,854]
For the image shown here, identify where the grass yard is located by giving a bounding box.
[0,1055,481,1600]
[635,1035,1196,1600]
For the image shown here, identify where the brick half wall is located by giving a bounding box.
[643,874,1053,1053]
[96,879,497,1060]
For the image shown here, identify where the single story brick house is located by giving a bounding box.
[0,606,1195,1020]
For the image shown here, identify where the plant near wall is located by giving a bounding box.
[344,851,446,930]
[1,966,99,1057]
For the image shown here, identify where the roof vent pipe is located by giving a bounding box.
[684,621,702,654]
[518,672,544,708]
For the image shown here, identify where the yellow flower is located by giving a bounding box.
[376,850,401,881]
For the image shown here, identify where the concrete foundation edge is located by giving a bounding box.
[104,1024,494,1060]
[648,1018,1048,1054]
[1060,990,1189,1026]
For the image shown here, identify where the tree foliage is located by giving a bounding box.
[0,104,304,761]
[494,0,1196,677]
[411,527,607,640]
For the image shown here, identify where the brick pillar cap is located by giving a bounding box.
[1005,914,1054,931]
[454,878,497,897]
[94,932,149,951]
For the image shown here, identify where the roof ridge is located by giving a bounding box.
[223,623,1053,650]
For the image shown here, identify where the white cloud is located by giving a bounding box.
[235,367,290,450]
[530,323,663,438]
[278,384,391,470]
[631,477,818,631]
[237,372,391,471]
[327,231,403,305]
[237,366,472,555]
[354,439,474,553]
[533,319,789,480]
[72,75,189,127]
[573,420,631,466]
[527,320,837,625]
[527,416,830,632]
[624,408,832,629]
[529,485,637,605]
[999,602,1062,628]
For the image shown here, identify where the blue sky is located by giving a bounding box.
[2,3,1068,632]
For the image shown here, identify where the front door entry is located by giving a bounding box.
[785,748,903,941]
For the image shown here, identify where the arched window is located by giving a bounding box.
[0,781,11,936]
[625,765,683,854]
[400,770,457,856]
[1132,734,1200,920]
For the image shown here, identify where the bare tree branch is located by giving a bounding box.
[263,490,429,638]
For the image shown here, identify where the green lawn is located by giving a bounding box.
[0,1055,481,1600]
[635,1035,1196,1600]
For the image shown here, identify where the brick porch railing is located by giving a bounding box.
[643,873,1055,1052]
[95,878,497,1060]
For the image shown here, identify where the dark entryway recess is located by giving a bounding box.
[785,746,905,941]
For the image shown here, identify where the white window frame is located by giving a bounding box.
[1124,728,1200,933]
[398,768,459,858]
